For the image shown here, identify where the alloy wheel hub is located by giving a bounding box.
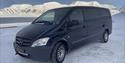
[57,46,65,61]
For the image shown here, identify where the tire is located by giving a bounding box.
[51,42,67,63]
[102,31,109,43]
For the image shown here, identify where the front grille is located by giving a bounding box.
[16,37,32,47]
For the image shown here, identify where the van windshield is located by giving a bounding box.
[34,8,70,25]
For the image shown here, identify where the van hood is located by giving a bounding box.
[16,23,55,40]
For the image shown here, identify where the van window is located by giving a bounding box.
[34,8,70,24]
[68,9,83,27]
[84,7,108,20]
[41,11,55,22]
[84,8,98,20]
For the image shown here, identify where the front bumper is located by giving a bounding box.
[13,42,52,61]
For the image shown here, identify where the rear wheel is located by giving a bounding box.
[51,42,67,63]
[102,31,109,43]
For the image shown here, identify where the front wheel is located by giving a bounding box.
[51,42,66,63]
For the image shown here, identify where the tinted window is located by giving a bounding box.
[84,7,109,20]
[68,9,83,27]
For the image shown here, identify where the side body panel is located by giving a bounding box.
[83,7,112,39]
[65,8,88,45]
[84,7,105,37]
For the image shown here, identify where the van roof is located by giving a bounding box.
[51,6,109,11]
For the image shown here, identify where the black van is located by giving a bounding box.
[14,6,112,63]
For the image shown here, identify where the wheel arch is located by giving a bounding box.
[50,39,70,60]
[57,40,70,52]
[105,28,109,34]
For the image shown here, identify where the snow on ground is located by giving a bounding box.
[0,22,30,28]
[0,13,125,63]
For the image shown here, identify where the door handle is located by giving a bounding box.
[83,25,86,28]
[102,24,105,27]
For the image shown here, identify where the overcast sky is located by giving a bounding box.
[0,0,125,9]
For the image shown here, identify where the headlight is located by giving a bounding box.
[31,37,50,47]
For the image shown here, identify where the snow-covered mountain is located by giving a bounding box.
[120,5,125,12]
[0,2,65,17]
[0,1,120,17]
[70,1,120,15]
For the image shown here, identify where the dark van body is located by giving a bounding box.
[14,6,112,63]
